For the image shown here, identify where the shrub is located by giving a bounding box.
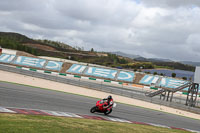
[172,73,176,77]
[153,72,158,75]
[182,77,187,80]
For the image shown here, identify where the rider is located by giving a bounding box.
[103,95,113,109]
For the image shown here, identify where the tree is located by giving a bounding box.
[114,58,118,64]
[119,58,127,64]
[145,71,150,74]
[182,77,187,80]
[153,72,158,75]
[172,73,176,77]
[91,48,94,52]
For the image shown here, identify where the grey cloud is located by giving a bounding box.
[141,0,200,8]
[0,0,50,11]
[0,0,200,62]
[54,0,140,26]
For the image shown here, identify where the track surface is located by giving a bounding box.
[0,81,200,131]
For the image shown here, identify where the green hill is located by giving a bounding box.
[0,32,195,72]
[0,32,76,54]
[0,32,129,67]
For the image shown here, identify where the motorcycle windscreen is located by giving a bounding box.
[113,103,117,108]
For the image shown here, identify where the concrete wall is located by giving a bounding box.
[194,66,200,84]
[2,48,17,55]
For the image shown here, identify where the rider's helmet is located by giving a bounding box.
[107,95,112,101]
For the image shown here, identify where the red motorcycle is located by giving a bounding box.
[90,99,117,115]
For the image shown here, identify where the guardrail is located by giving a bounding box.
[0,63,200,114]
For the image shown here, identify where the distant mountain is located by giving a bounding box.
[111,51,173,62]
[144,58,172,62]
[111,51,141,59]
[111,51,194,71]
[135,57,172,62]
[113,51,198,67]
[181,61,200,66]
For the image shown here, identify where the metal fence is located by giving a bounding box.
[0,63,200,114]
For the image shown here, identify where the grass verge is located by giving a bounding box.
[0,113,190,133]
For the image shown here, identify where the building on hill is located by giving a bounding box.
[0,48,17,55]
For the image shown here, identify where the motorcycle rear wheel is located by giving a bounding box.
[104,108,112,115]
[90,106,97,113]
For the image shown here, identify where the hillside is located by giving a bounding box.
[0,32,97,57]
[0,32,75,53]
[0,32,195,72]
[112,51,195,72]
[0,32,130,67]
[111,51,141,59]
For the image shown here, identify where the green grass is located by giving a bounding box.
[0,113,190,133]
[154,65,174,70]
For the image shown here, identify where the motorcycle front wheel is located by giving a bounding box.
[104,108,112,115]
[90,106,97,113]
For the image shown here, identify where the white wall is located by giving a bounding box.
[2,48,17,55]
[194,66,200,84]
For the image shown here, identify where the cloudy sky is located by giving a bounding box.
[0,0,200,62]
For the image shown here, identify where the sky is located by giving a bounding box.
[0,0,200,62]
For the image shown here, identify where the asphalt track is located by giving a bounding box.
[0,81,200,131]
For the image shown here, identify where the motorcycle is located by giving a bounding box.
[90,99,117,115]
